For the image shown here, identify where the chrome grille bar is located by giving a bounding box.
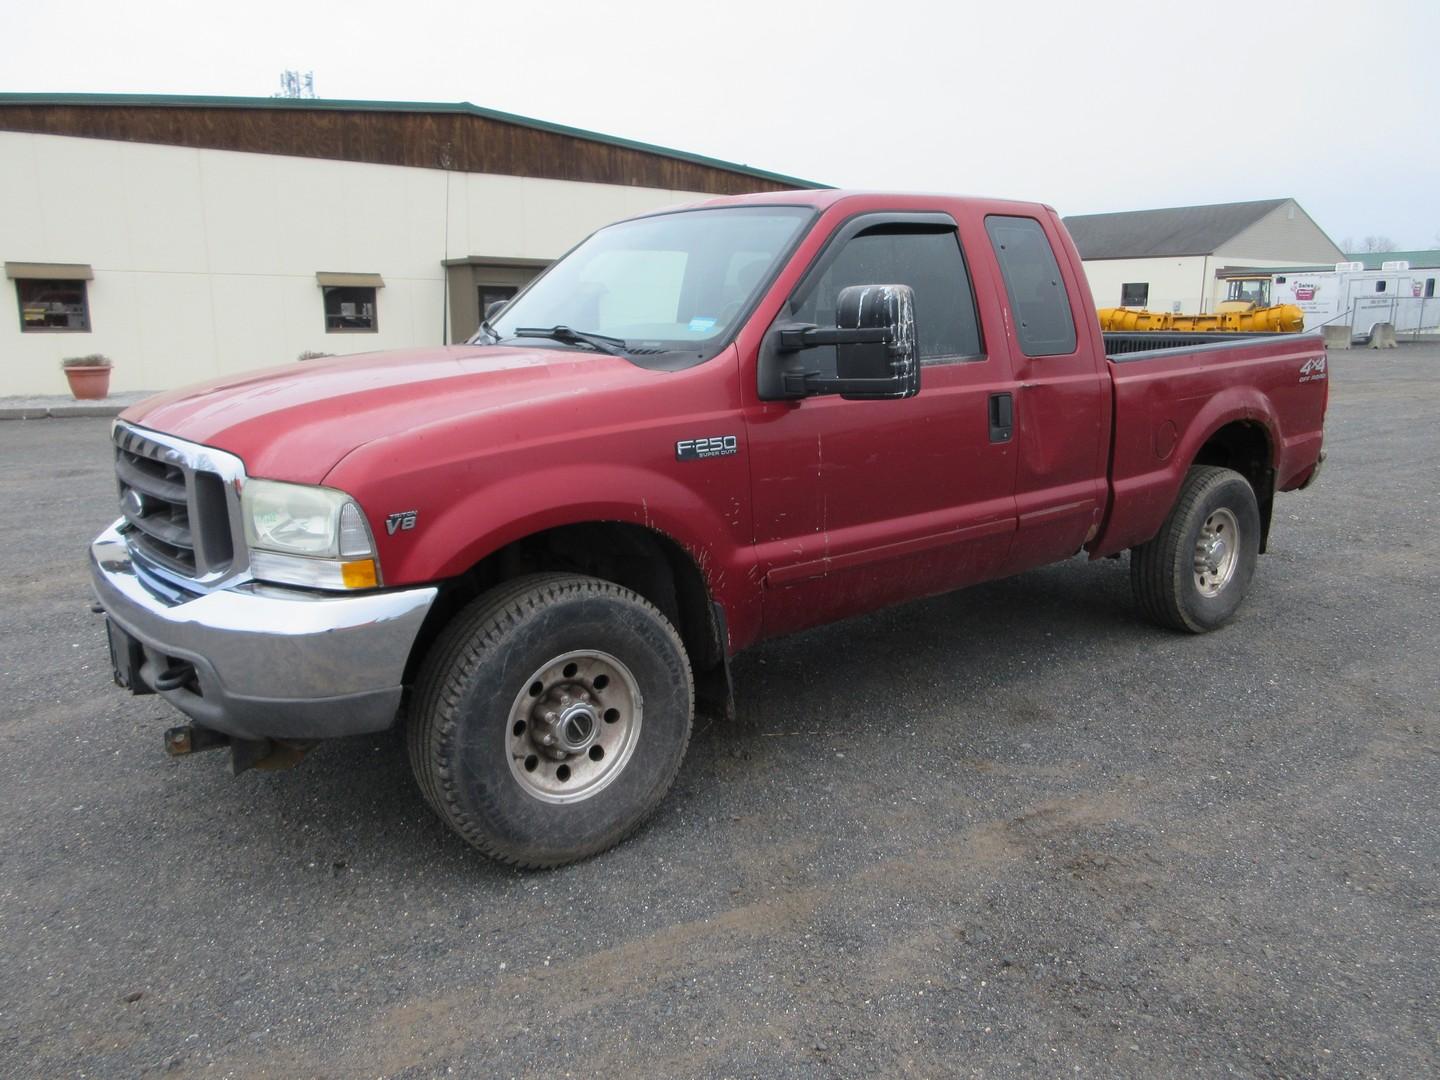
[112,421,249,589]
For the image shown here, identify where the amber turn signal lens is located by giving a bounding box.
[340,559,378,589]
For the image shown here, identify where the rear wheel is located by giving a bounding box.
[1130,466,1261,633]
[409,573,693,867]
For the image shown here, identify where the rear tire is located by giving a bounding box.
[408,573,693,867]
[1130,466,1260,633]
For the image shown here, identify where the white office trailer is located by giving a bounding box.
[0,94,819,397]
[1270,262,1440,340]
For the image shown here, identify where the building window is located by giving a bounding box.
[323,286,378,332]
[15,278,90,331]
[316,272,384,333]
[1120,282,1149,308]
[1375,280,1387,294]
[1427,278,1435,299]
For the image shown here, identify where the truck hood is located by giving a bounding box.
[121,345,648,484]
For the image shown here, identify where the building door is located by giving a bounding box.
[479,284,518,324]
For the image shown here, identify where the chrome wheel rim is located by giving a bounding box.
[1193,508,1240,598]
[506,649,643,804]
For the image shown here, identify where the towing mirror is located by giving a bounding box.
[774,284,919,401]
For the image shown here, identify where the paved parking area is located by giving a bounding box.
[1,346,1437,1078]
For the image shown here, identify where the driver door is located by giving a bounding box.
[743,214,1019,638]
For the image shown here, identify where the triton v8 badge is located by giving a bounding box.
[675,435,738,461]
[385,510,418,535]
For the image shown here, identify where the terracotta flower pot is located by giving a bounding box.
[63,365,112,400]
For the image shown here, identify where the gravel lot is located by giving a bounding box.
[2,345,1437,1079]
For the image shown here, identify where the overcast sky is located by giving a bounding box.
[3,0,1436,250]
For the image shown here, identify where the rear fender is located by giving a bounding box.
[1092,385,1279,557]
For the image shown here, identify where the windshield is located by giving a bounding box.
[485,206,814,365]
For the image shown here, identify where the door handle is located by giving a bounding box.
[989,392,1013,444]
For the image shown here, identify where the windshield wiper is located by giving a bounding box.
[513,325,629,357]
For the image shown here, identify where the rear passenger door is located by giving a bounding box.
[983,214,1109,574]
[746,213,1018,637]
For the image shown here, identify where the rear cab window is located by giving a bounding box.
[985,215,1077,357]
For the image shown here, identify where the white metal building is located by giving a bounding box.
[1063,198,1344,315]
[0,93,819,397]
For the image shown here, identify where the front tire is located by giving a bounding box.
[408,573,693,867]
[1130,466,1261,633]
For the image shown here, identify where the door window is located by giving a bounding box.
[985,216,1077,357]
[790,226,983,364]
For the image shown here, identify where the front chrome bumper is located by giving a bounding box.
[90,520,436,741]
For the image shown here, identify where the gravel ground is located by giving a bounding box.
[1,345,1436,1079]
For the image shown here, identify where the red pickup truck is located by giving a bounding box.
[91,190,1327,866]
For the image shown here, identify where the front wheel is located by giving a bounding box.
[408,573,693,867]
[1130,466,1261,633]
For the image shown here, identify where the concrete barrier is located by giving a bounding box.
[1368,323,1398,349]
[1322,325,1352,350]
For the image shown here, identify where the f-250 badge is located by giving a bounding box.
[1299,356,1328,383]
[676,435,738,461]
[385,510,418,535]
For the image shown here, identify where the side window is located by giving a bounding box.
[985,215,1077,357]
[790,226,983,363]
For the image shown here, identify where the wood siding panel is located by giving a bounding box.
[0,105,795,195]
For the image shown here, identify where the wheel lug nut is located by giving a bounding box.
[541,733,555,745]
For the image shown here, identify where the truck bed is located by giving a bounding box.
[1091,330,1329,557]
[1103,330,1307,359]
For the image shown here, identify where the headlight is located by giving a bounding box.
[241,479,380,590]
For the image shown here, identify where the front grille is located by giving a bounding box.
[113,424,236,580]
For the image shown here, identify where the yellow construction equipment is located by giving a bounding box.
[1097,303,1304,333]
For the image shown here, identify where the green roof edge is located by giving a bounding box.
[0,92,830,190]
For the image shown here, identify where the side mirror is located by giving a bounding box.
[484,299,509,321]
[774,284,919,401]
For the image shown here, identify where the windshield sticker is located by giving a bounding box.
[687,317,717,333]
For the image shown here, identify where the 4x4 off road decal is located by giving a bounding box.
[675,435,738,461]
[1299,356,1328,383]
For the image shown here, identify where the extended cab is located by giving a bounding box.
[91,191,1328,866]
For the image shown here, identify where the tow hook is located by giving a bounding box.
[164,725,317,775]
[152,664,196,692]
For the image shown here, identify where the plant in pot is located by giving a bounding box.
[61,354,113,400]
